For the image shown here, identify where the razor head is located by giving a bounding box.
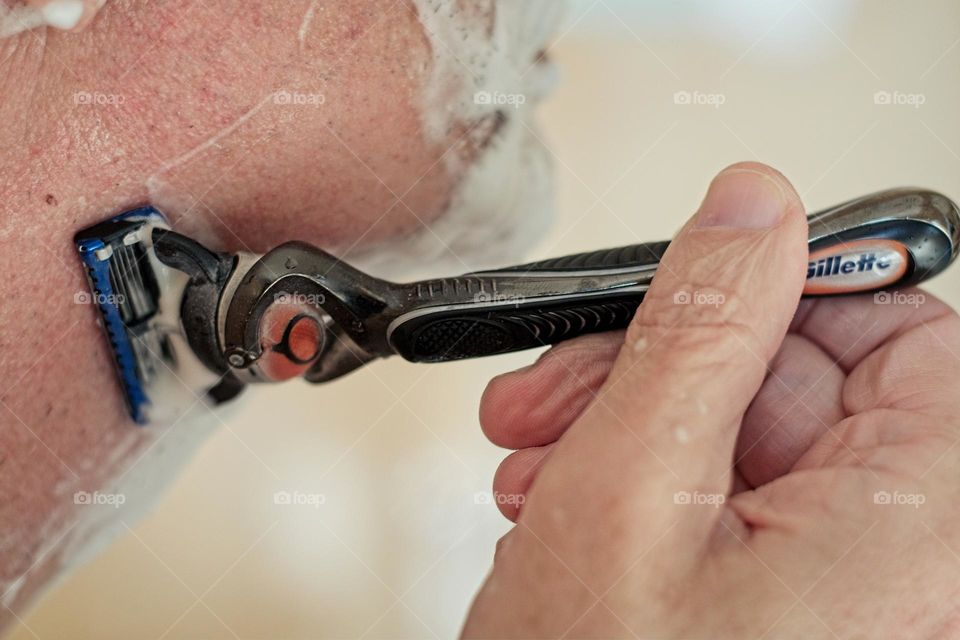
[75,208,236,425]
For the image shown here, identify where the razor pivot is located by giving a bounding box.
[77,189,960,425]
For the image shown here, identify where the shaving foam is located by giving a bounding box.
[349,0,566,278]
[0,0,104,37]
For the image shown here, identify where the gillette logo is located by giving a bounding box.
[807,253,892,279]
[803,242,908,295]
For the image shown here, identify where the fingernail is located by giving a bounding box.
[41,0,84,30]
[697,168,789,229]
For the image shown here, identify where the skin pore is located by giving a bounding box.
[0,0,556,624]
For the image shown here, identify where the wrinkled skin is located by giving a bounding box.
[466,163,960,638]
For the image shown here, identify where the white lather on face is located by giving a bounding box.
[39,0,84,29]
[0,0,101,37]
[352,0,566,278]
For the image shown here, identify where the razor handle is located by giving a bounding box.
[386,189,959,363]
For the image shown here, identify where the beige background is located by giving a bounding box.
[9,1,960,638]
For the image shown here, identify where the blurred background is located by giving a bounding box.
[9,0,960,637]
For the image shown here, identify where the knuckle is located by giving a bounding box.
[627,280,762,357]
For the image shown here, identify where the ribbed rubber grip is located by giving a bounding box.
[385,242,671,362]
[389,295,643,363]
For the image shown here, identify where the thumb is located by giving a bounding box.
[537,162,808,537]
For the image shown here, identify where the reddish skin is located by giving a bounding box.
[468,163,960,638]
[0,0,496,625]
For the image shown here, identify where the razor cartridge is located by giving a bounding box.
[75,208,240,425]
[76,188,960,426]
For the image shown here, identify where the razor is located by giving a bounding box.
[75,188,960,425]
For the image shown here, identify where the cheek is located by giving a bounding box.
[122,0,455,253]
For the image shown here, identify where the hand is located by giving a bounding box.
[464,162,960,638]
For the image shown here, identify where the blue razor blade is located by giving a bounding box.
[75,207,168,425]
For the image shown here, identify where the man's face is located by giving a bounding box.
[0,0,562,619]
